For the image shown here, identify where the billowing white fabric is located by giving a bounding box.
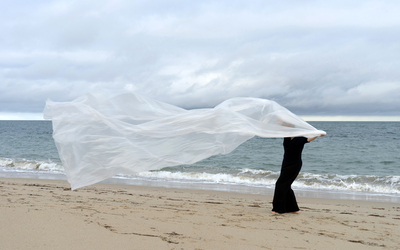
[44,92,326,190]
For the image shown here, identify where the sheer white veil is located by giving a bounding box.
[44,91,326,190]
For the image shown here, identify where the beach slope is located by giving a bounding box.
[1,178,399,250]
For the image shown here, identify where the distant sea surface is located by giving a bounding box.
[1,121,399,202]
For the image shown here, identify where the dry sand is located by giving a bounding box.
[1,178,400,250]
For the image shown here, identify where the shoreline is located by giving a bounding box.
[1,171,400,204]
[1,177,400,249]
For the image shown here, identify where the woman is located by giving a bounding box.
[272,135,324,214]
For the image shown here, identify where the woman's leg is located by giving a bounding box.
[272,163,302,213]
[284,188,299,212]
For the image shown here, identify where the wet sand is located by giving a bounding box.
[1,178,400,249]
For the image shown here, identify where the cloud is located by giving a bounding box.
[1,0,399,117]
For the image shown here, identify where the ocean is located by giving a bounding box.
[1,120,399,203]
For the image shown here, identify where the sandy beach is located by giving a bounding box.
[1,178,399,250]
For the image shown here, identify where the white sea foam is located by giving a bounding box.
[136,171,277,187]
[294,172,400,194]
[293,179,400,194]
[1,157,399,195]
[239,168,276,175]
[0,159,14,167]
[134,169,400,194]
[0,158,64,172]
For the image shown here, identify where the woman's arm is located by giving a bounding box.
[307,134,325,142]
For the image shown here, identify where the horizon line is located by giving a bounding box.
[300,115,400,121]
[1,112,400,122]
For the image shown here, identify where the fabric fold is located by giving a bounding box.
[44,92,326,190]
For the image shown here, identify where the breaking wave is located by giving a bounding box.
[0,157,63,172]
[1,158,399,195]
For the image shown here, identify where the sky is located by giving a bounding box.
[1,0,400,120]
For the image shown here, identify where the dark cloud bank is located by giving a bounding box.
[1,0,399,118]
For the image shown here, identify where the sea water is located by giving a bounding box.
[0,121,399,202]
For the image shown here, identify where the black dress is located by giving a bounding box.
[272,137,308,213]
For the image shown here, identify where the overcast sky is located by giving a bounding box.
[1,0,400,120]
